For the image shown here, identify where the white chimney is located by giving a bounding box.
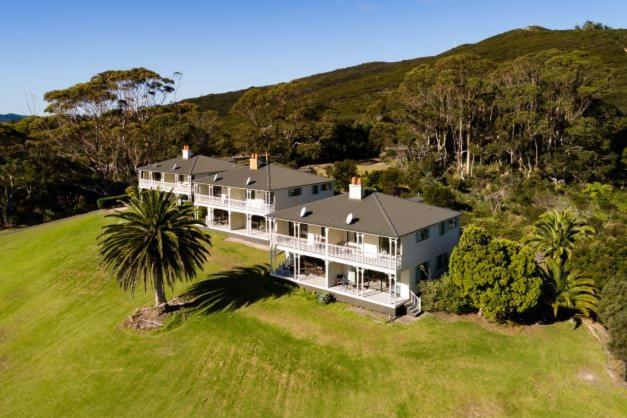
[182,145,192,160]
[348,177,364,200]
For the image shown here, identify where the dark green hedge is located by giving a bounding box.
[97,194,128,209]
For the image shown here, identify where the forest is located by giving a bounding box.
[0,24,625,369]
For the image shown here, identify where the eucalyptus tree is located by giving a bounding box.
[99,190,210,308]
[43,68,177,194]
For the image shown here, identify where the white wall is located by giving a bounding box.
[399,216,461,293]
[273,182,334,211]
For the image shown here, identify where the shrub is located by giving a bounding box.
[96,194,127,209]
[599,275,627,368]
[317,291,336,305]
[449,225,543,321]
[419,274,474,314]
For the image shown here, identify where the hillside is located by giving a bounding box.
[186,27,627,116]
[0,113,25,122]
[0,211,626,416]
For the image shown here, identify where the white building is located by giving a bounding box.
[137,145,235,201]
[268,177,461,316]
[193,153,334,242]
[137,149,333,242]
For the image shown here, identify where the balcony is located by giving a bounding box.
[272,233,401,270]
[194,194,275,214]
[138,179,192,195]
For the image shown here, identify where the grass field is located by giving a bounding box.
[0,211,625,417]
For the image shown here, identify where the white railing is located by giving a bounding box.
[138,179,192,195]
[194,194,275,214]
[409,290,422,314]
[272,233,401,269]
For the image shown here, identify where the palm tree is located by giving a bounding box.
[541,257,599,318]
[99,190,211,308]
[525,209,594,262]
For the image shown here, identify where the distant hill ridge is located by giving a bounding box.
[186,27,627,116]
[0,113,25,122]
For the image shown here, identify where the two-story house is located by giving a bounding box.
[137,146,235,201]
[268,177,461,315]
[193,153,334,241]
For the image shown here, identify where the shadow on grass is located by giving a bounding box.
[180,264,295,315]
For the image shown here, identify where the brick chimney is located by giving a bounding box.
[249,153,259,170]
[182,145,192,160]
[348,176,364,200]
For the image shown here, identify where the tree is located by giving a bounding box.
[540,257,599,318]
[449,225,542,321]
[524,209,594,262]
[43,68,177,194]
[98,190,210,308]
[599,275,627,369]
[0,124,34,227]
[325,160,358,192]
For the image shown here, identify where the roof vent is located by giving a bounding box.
[345,213,354,225]
[246,177,253,185]
[173,164,180,170]
[213,173,220,181]
[300,207,307,218]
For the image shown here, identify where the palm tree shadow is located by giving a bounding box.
[180,264,295,314]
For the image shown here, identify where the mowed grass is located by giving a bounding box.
[0,212,625,417]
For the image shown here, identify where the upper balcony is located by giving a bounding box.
[194,193,275,214]
[271,230,401,271]
[138,178,192,196]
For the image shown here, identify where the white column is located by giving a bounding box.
[325,228,329,256]
[388,273,392,304]
[325,260,330,288]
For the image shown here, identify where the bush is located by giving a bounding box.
[96,194,127,209]
[419,274,474,314]
[599,275,627,368]
[449,225,543,321]
[317,291,336,305]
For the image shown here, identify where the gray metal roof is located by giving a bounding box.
[194,163,332,191]
[268,192,460,238]
[137,155,235,176]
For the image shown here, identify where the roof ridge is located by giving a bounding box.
[371,192,399,237]
[188,154,199,175]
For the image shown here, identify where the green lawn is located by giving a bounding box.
[0,211,625,417]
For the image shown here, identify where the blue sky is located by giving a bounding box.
[1,0,625,114]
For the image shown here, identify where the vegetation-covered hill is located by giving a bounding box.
[0,211,625,416]
[187,27,627,116]
[0,113,24,122]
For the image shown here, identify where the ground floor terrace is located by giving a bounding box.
[269,249,409,315]
[200,206,270,242]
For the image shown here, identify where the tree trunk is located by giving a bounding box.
[154,279,167,308]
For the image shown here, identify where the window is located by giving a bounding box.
[153,172,162,181]
[288,187,302,197]
[249,190,256,200]
[436,252,449,271]
[347,231,358,243]
[178,174,186,183]
[212,186,222,196]
[448,217,458,230]
[416,262,430,281]
[416,228,430,242]
[321,183,331,191]
[312,184,319,194]
[439,222,446,235]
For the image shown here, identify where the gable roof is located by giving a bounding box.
[137,155,235,176]
[268,192,460,238]
[194,163,332,191]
